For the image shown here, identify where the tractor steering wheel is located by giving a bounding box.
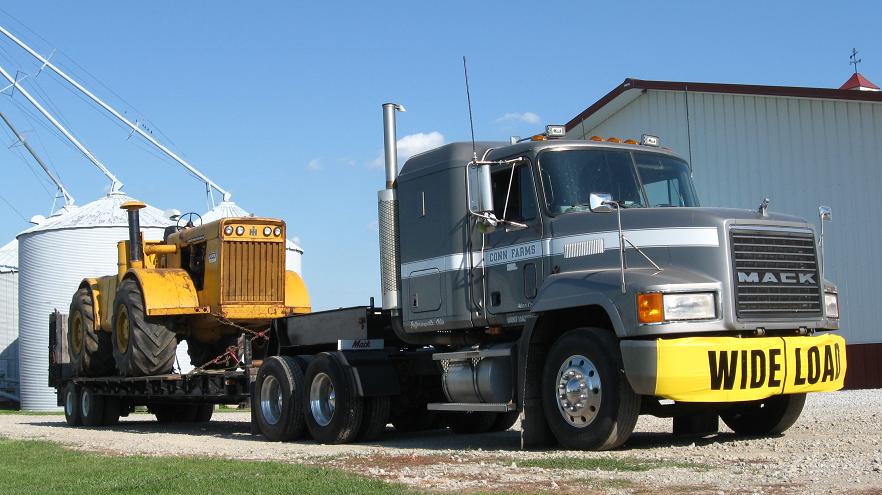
[176,212,203,230]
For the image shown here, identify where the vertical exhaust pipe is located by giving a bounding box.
[121,200,146,265]
[378,103,405,310]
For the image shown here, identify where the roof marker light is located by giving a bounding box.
[607,137,621,143]
[590,135,604,141]
[624,139,638,145]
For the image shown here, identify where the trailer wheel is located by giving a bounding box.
[357,396,390,441]
[63,382,81,426]
[304,353,363,444]
[148,403,178,423]
[542,327,640,450]
[194,404,214,422]
[253,356,307,442]
[111,279,177,376]
[488,410,520,432]
[102,397,122,426]
[445,411,499,434]
[68,287,114,376]
[721,393,806,436]
[79,387,105,427]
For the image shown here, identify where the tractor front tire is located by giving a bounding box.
[68,287,114,376]
[111,278,177,377]
[187,335,239,369]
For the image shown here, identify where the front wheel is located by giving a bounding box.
[541,327,640,450]
[721,394,806,436]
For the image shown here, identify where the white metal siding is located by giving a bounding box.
[0,270,18,401]
[574,90,882,345]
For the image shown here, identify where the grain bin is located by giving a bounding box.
[16,192,171,410]
[0,239,18,404]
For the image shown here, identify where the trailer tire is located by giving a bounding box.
[112,279,177,377]
[445,411,499,434]
[357,396,390,441]
[79,387,105,427]
[542,327,640,450]
[488,410,520,432]
[304,353,363,444]
[102,397,122,426]
[253,356,307,442]
[148,403,177,423]
[63,382,81,426]
[68,287,114,377]
[721,393,806,436]
[194,404,214,422]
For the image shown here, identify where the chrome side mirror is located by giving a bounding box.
[819,206,832,223]
[589,192,614,213]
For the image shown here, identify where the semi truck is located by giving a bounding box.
[51,103,846,450]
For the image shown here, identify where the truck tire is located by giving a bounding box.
[68,287,114,376]
[79,387,105,427]
[357,396,390,441]
[489,410,520,432]
[445,411,499,434]
[102,397,122,426]
[253,356,307,442]
[304,353,363,444]
[541,327,640,450]
[194,404,215,422]
[148,403,178,423]
[720,393,806,436]
[63,382,81,426]
[111,279,177,376]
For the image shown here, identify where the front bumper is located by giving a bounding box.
[621,333,846,402]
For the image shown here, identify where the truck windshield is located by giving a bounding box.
[538,149,698,213]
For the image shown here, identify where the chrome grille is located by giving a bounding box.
[731,229,822,319]
[222,240,284,303]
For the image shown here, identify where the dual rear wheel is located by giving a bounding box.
[62,382,123,427]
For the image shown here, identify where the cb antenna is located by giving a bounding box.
[463,56,477,160]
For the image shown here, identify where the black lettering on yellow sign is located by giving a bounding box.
[769,348,782,387]
[792,343,841,386]
[708,350,737,390]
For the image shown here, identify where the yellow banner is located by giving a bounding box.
[654,333,846,402]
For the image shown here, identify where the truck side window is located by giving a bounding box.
[491,165,537,222]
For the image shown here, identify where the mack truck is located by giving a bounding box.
[52,103,845,450]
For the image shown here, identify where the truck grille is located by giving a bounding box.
[731,229,822,319]
[221,241,284,304]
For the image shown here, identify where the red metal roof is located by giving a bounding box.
[566,78,882,132]
[839,72,880,90]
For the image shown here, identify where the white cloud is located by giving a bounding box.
[495,112,541,124]
[370,131,445,168]
[307,158,321,171]
[367,220,379,232]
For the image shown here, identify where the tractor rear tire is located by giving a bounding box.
[721,394,806,436]
[304,353,363,444]
[111,279,177,377]
[68,287,114,376]
[253,356,307,442]
[63,382,81,426]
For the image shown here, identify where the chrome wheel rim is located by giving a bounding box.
[80,389,90,419]
[259,375,284,425]
[309,372,335,427]
[65,388,76,417]
[555,354,602,428]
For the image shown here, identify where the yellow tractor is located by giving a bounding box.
[67,200,310,377]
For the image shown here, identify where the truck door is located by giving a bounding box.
[476,161,543,317]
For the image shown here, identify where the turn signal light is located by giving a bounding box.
[637,293,664,324]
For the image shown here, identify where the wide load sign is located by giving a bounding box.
[653,333,846,402]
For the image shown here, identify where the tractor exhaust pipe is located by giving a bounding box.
[121,200,146,264]
[378,103,405,310]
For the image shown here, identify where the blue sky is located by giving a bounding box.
[0,2,878,310]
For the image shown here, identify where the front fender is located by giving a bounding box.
[530,269,627,337]
[125,268,204,316]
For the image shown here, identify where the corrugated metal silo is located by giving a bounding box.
[16,192,172,410]
[0,239,18,403]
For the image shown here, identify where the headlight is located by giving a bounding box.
[663,293,716,321]
[824,292,839,319]
[273,227,282,237]
[638,292,716,323]
[263,226,272,236]
[224,225,233,235]
[235,226,245,236]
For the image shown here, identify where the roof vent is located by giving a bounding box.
[840,73,880,92]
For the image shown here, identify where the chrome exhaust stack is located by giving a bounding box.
[378,103,405,310]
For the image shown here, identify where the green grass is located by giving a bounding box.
[0,409,63,415]
[0,439,413,495]
[509,456,707,472]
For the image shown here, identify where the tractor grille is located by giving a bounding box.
[221,240,284,303]
[731,229,822,319]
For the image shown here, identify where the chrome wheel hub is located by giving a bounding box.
[80,390,90,418]
[555,354,602,428]
[259,375,284,425]
[309,372,335,427]
[65,388,75,417]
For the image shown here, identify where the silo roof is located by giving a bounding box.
[0,239,16,272]
[202,201,250,223]
[17,192,172,238]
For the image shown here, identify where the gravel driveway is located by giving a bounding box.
[1,390,880,494]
